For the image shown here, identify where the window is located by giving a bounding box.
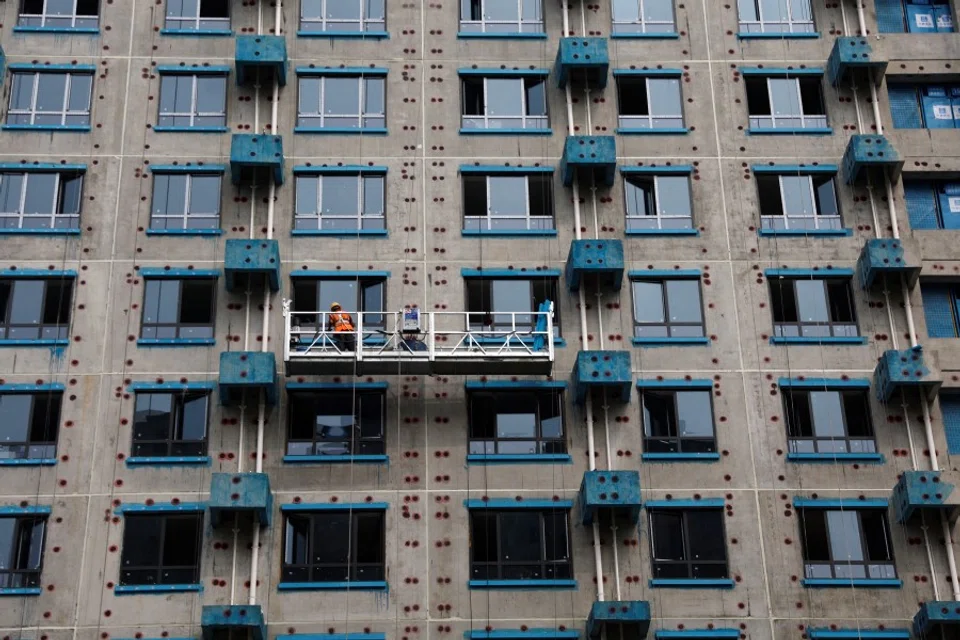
[465,277,559,334]
[640,387,715,454]
[756,173,841,231]
[7,71,93,128]
[18,0,98,29]
[294,173,385,232]
[299,0,386,34]
[282,510,385,582]
[462,172,554,232]
[876,0,953,34]
[0,515,46,589]
[0,170,83,231]
[616,76,684,130]
[132,391,209,458]
[461,76,548,131]
[165,0,229,31]
[624,174,693,231]
[0,278,73,341]
[769,278,858,338]
[468,389,565,455]
[783,388,875,455]
[904,179,960,230]
[631,278,705,339]
[140,278,217,340]
[798,508,896,580]
[888,84,960,130]
[460,0,544,34]
[921,283,960,338]
[157,73,227,129]
[611,0,676,34]
[0,392,60,462]
[287,390,385,457]
[940,392,960,454]
[291,277,386,330]
[119,513,203,585]
[745,75,827,131]
[297,75,386,130]
[150,172,221,231]
[470,509,571,579]
[737,0,814,33]
[649,508,727,579]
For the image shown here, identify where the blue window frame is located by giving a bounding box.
[904,178,960,230]
[0,166,83,231]
[888,83,960,129]
[6,68,93,129]
[0,388,61,462]
[17,0,99,30]
[611,0,677,35]
[876,0,953,33]
[921,282,960,338]
[164,0,230,32]
[0,513,47,591]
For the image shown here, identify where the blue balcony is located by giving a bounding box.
[915,602,960,639]
[209,472,273,527]
[561,136,617,188]
[572,350,632,404]
[842,135,903,185]
[578,470,641,526]
[826,37,887,87]
[235,35,288,86]
[874,346,941,403]
[230,134,284,186]
[586,601,651,640]
[857,238,920,290]
[893,470,959,524]
[566,239,624,292]
[219,351,278,406]
[224,239,281,292]
[555,37,609,89]
[201,605,266,640]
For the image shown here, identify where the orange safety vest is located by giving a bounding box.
[330,312,355,332]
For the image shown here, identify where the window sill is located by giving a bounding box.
[625,228,699,237]
[0,228,81,236]
[462,229,558,238]
[297,30,390,39]
[468,579,577,590]
[282,454,389,465]
[125,456,211,467]
[747,127,833,136]
[632,337,710,347]
[137,338,217,347]
[769,336,868,346]
[736,32,821,39]
[277,581,388,592]
[616,127,689,135]
[610,32,680,39]
[0,587,42,597]
[649,579,736,589]
[801,578,902,589]
[466,454,573,465]
[1,125,90,133]
[13,26,100,34]
[294,127,388,135]
[641,452,721,462]
[0,339,69,348]
[787,452,885,464]
[152,126,230,134]
[292,229,388,237]
[146,229,223,236]
[459,128,552,136]
[457,32,547,40]
[0,458,58,466]
[160,29,234,37]
[114,584,204,595]
[758,229,852,237]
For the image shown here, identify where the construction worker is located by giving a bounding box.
[326,302,356,352]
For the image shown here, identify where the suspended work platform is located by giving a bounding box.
[283,303,555,376]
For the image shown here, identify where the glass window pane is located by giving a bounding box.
[135,393,173,441]
[59,174,83,215]
[498,512,541,562]
[861,511,893,562]
[178,394,208,442]
[196,77,226,114]
[121,516,163,568]
[23,174,57,215]
[9,281,44,325]
[488,176,528,216]
[656,177,692,217]
[612,0,639,21]
[686,511,726,561]
[313,513,350,564]
[321,176,361,215]
[0,174,24,214]
[35,74,67,114]
[0,395,33,444]
[648,79,682,116]
[665,280,703,323]
[485,78,524,116]
[794,281,829,322]
[768,79,801,116]
[318,280,358,312]
[324,78,361,116]
[814,176,839,217]
[296,176,319,216]
[633,281,665,323]
[760,0,789,21]
[327,0,361,20]
[675,391,713,437]
[10,75,36,112]
[364,78,385,115]
[485,0,520,20]
[299,78,321,115]
[651,511,685,560]
[809,391,845,438]
[496,394,537,438]
[363,176,385,216]
[67,75,92,113]
[189,176,220,215]
[781,176,815,216]
[644,0,674,21]
[625,177,654,217]
[826,510,864,562]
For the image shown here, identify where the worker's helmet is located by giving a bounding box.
[330,302,341,311]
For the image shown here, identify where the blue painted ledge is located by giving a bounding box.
[160,29,234,37]
[462,229,558,238]
[0,587,42,596]
[474,337,566,348]
[801,578,902,588]
[146,229,223,236]
[632,337,710,347]
[1,125,90,133]
[610,32,680,39]
[649,578,736,589]
[0,228,81,236]
[758,229,852,237]
[0,458,58,467]
[642,452,721,462]
[278,581,388,592]
[297,30,390,39]
[0,339,69,348]
[769,336,868,346]
[737,32,821,39]
[747,127,833,136]
[125,456,211,467]
[460,128,552,136]
[292,229,388,238]
[137,338,217,347]
[467,454,573,465]
[294,127,388,135]
[114,584,203,595]
[152,126,230,134]
[457,32,547,40]
[616,128,689,135]
[787,452,885,464]
[626,228,699,237]
[282,454,389,465]
[468,579,577,590]
[13,26,100,34]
